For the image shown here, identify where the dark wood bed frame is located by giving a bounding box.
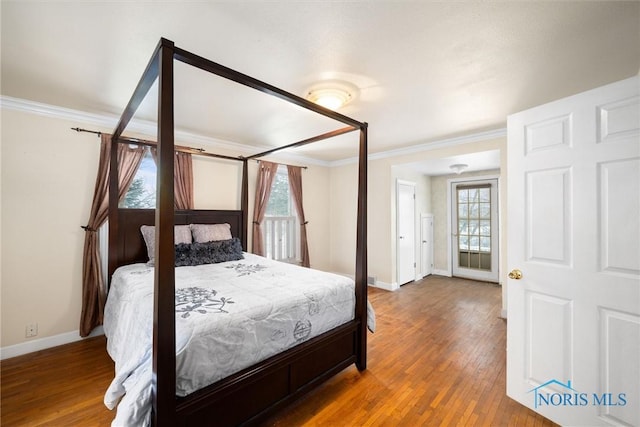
[108,38,368,426]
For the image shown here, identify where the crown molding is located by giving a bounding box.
[2,95,506,168]
[0,95,331,167]
[1,95,117,128]
[328,127,507,168]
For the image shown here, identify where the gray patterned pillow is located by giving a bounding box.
[174,238,244,266]
[140,225,192,263]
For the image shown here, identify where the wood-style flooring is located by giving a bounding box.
[1,276,556,426]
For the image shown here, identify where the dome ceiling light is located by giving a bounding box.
[306,81,357,110]
[450,163,469,174]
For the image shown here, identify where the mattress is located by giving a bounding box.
[103,253,357,426]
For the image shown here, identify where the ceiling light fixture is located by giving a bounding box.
[306,81,356,110]
[450,163,468,174]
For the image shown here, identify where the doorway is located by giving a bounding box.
[451,178,499,282]
[421,213,434,278]
[396,179,416,285]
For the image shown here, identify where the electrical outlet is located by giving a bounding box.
[25,323,38,338]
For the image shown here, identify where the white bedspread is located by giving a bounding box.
[103,253,363,427]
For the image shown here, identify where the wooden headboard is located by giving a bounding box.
[111,208,245,272]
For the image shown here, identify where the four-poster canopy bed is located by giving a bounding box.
[104,38,368,426]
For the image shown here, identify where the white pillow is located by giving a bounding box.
[190,223,232,243]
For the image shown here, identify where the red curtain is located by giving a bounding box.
[174,151,194,209]
[287,165,310,267]
[150,148,194,209]
[80,134,145,337]
[252,161,279,256]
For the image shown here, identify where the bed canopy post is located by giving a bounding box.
[240,158,249,251]
[109,37,178,425]
[355,124,368,370]
[153,39,177,426]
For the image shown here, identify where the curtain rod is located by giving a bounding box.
[71,127,244,162]
[256,159,307,170]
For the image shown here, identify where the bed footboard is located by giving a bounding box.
[173,321,360,426]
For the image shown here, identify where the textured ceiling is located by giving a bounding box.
[2,1,639,161]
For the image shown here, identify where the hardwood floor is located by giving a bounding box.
[260,276,556,427]
[1,276,556,426]
[1,334,114,426]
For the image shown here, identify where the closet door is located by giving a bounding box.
[397,180,416,285]
[421,213,433,278]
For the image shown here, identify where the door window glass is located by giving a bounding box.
[457,184,492,271]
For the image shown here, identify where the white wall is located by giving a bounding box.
[328,162,358,276]
[192,156,243,210]
[297,164,331,271]
[1,109,101,348]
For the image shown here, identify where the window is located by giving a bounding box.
[457,184,492,270]
[263,165,299,262]
[120,149,156,208]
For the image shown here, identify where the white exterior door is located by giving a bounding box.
[506,76,640,426]
[421,213,433,278]
[452,179,499,282]
[397,180,416,285]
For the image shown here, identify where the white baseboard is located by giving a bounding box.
[432,269,451,277]
[0,326,104,360]
[333,271,400,292]
[371,280,399,292]
[501,309,507,319]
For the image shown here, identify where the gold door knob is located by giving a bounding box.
[508,269,523,280]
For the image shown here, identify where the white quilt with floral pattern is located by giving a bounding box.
[103,253,357,427]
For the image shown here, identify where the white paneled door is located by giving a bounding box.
[506,76,640,426]
[421,213,434,278]
[397,180,416,286]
